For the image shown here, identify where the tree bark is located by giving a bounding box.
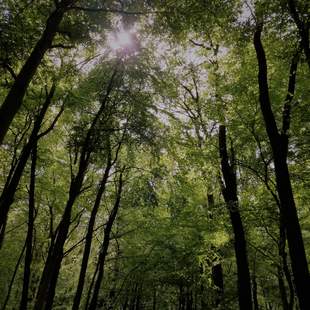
[72,153,112,310]
[219,125,253,310]
[212,263,224,307]
[0,85,56,248]
[254,25,310,310]
[34,152,90,310]
[19,142,37,310]
[88,171,124,309]
[1,241,26,310]
[152,288,157,310]
[0,1,76,144]
[287,0,310,69]
[34,67,117,310]
[279,215,294,310]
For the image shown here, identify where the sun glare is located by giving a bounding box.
[108,29,133,51]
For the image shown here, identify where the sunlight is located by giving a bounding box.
[108,29,133,51]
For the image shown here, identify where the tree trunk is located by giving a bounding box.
[279,215,294,310]
[152,288,156,310]
[19,142,37,310]
[0,0,75,144]
[252,273,259,310]
[0,85,56,248]
[278,266,289,310]
[135,285,142,310]
[287,0,310,69]
[254,26,310,310]
[34,67,117,310]
[34,153,90,310]
[212,263,224,307]
[88,172,124,309]
[84,257,100,310]
[1,241,26,310]
[219,125,253,310]
[72,154,112,310]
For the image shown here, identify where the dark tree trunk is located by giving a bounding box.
[123,295,129,310]
[135,285,142,310]
[72,154,112,310]
[130,284,138,310]
[34,152,90,310]
[278,266,289,310]
[278,215,294,310]
[178,285,185,310]
[1,241,26,310]
[254,26,310,310]
[0,0,75,144]
[85,257,100,310]
[152,288,156,310]
[34,68,117,310]
[185,289,193,310]
[219,125,253,310]
[287,0,310,69]
[88,172,124,309]
[252,273,259,310]
[19,142,37,310]
[0,85,56,248]
[212,263,224,307]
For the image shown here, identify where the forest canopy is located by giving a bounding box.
[0,0,309,309]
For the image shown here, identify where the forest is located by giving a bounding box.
[0,0,309,309]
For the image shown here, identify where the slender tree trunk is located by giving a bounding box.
[212,263,224,307]
[72,154,112,310]
[19,142,37,310]
[278,215,294,310]
[278,266,289,310]
[34,68,117,310]
[219,125,253,310]
[1,241,26,310]
[84,257,100,310]
[0,85,56,248]
[88,172,124,309]
[34,153,90,310]
[123,295,129,310]
[287,0,310,69]
[130,284,138,310]
[135,284,142,310]
[254,26,310,310]
[0,0,75,144]
[252,273,259,310]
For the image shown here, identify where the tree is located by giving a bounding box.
[0,1,309,309]
[254,23,310,309]
[219,125,253,310]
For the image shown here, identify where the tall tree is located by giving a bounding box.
[19,141,37,310]
[254,23,310,309]
[0,0,75,144]
[0,84,60,248]
[287,0,310,69]
[219,125,253,310]
[72,147,113,310]
[87,170,124,309]
[34,67,118,310]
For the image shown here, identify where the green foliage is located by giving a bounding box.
[0,0,309,309]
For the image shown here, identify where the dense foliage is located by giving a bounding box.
[0,0,309,309]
